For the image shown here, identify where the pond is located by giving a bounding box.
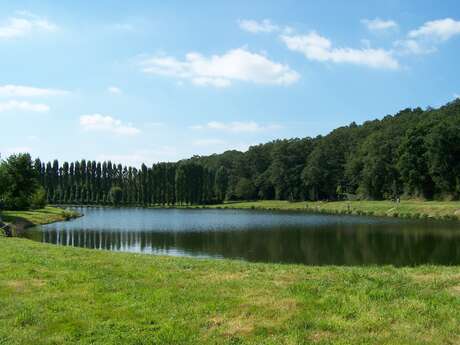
[22,207,460,266]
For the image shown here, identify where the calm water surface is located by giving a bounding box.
[23,207,460,266]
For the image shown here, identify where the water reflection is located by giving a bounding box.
[23,207,460,266]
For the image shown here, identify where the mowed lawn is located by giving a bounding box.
[0,206,79,226]
[1,238,460,345]
[206,200,460,221]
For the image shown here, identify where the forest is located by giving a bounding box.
[2,99,460,209]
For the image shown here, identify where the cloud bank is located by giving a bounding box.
[80,114,140,136]
[281,32,399,69]
[0,12,57,39]
[141,48,299,87]
[0,100,49,113]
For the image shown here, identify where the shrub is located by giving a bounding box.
[30,186,47,209]
[2,195,30,210]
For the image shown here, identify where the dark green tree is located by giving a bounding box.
[0,153,41,210]
[109,186,123,206]
[214,166,229,202]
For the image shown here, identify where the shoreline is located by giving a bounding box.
[0,206,81,237]
[203,200,460,222]
[51,200,460,222]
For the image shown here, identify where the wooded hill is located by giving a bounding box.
[35,99,460,205]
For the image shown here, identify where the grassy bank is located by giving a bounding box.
[0,207,80,236]
[203,200,460,221]
[0,238,459,344]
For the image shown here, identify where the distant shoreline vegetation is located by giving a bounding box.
[204,200,460,222]
[2,100,460,209]
[48,200,460,222]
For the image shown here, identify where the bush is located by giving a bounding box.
[2,195,30,210]
[62,210,78,221]
[30,187,47,209]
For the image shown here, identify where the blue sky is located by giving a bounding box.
[1,0,459,166]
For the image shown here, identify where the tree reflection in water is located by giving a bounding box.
[23,207,460,266]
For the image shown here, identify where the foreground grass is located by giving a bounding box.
[1,238,460,344]
[204,200,460,221]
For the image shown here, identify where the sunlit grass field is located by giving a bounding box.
[205,200,460,221]
[0,206,78,226]
[1,238,460,345]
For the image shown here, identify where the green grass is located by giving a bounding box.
[1,238,459,344]
[203,200,460,221]
[0,207,80,236]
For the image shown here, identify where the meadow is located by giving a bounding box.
[1,237,460,345]
[205,200,460,221]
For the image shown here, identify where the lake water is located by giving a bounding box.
[23,207,460,266]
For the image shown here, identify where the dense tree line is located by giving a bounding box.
[189,99,460,201]
[4,99,460,207]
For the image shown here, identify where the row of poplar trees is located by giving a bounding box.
[35,159,229,206]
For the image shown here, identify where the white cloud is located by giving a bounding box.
[281,31,399,69]
[454,94,460,99]
[394,18,460,56]
[141,48,300,87]
[238,19,293,35]
[238,19,279,33]
[0,100,49,113]
[393,39,436,55]
[191,121,282,133]
[362,18,398,32]
[0,84,68,97]
[0,12,58,39]
[409,18,460,41]
[107,86,122,94]
[80,114,140,136]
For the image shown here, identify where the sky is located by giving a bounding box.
[1,0,459,166]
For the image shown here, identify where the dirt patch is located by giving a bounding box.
[5,280,26,291]
[309,330,334,343]
[206,294,299,338]
[207,316,224,329]
[272,273,302,287]
[206,314,254,337]
[410,273,460,297]
[4,279,46,292]
[208,272,249,283]
[243,294,298,314]
[209,269,302,287]
[223,317,255,336]
[410,273,460,283]
[410,273,437,283]
[449,285,460,296]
